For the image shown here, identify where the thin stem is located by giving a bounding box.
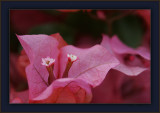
[110,10,135,22]
[46,65,55,85]
[107,20,113,36]
[63,61,73,78]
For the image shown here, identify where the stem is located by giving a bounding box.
[46,65,55,85]
[107,20,113,36]
[111,10,135,22]
[63,61,73,78]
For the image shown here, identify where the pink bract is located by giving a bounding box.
[17,34,119,103]
[30,78,92,103]
[101,35,150,76]
[59,45,119,87]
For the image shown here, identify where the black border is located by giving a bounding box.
[1,1,159,112]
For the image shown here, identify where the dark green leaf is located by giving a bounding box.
[66,11,107,39]
[113,15,145,48]
[28,23,75,44]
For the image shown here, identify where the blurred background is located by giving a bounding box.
[10,9,150,94]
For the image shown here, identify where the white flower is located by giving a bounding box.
[41,57,55,66]
[67,54,78,62]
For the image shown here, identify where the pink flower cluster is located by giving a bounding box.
[10,32,150,104]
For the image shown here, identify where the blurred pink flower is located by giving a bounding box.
[101,35,150,76]
[10,53,28,90]
[92,69,150,103]
[96,10,106,20]
[16,33,119,103]
[10,86,29,103]
[17,50,30,80]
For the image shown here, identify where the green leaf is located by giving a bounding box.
[113,15,145,48]
[66,11,107,39]
[28,23,75,44]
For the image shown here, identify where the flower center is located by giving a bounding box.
[41,54,78,84]
[42,57,55,67]
[67,54,78,62]
[46,61,50,65]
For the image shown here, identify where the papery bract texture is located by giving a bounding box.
[17,34,59,99]
[60,45,119,87]
[30,78,92,103]
[101,35,150,76]
[17,34,119,103]
[110,36,150,60]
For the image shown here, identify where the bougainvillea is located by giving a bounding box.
[101,35,150,76]
[10,9,151,104]
[16,33,119,103]
[91,34,150,103]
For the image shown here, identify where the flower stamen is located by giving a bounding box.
[63,54,78,78]
[67,54,78,62]
[42,57,55,85]
[42,57,55,67]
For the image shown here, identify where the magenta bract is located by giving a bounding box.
[101,35,150,76]
[17,34,119,103]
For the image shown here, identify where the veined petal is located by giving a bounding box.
[101,35,150,76]
[113,63,147,76]
[17,34,60,99]
[110,36,150,60]
[60,45,119,87]
[30,78,92,103]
